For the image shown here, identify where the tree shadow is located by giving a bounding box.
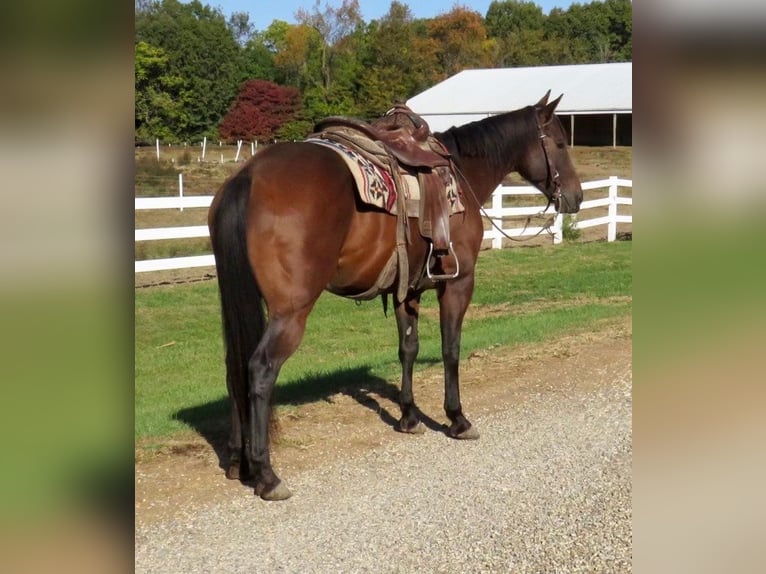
[173,363,447,473]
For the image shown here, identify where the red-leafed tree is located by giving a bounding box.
[219,79,301,141]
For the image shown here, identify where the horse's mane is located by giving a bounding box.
[436,106,537,168]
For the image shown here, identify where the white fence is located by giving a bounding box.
[484,175,633,248]
[135,176,632,273]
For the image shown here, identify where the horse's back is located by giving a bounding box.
[248,142,353,206]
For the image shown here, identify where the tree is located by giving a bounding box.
[134,41,187,142]
[485,1,547,66]
[544,7,592,64]
[135,0,241,140]
[228,11,253,46]
[360,4,414,105]
[295,0,364,117]
[485,0,545,37]
[218,80,302,141]
[133,0,632,140]
[602,0,632,61]
[273,24,320,88]
[426,7,494,79]
[237,32,278,85]
[544,0,632,64]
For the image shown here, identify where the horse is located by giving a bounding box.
[208,91,583,500]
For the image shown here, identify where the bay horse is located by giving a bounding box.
[208,92,583,500]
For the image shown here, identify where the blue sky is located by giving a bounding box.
[195,0,577,32]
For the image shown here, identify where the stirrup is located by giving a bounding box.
[426,241,460,281]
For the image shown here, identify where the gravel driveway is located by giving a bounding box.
[136,332,632,573]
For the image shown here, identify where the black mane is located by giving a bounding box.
[436,106,538,170]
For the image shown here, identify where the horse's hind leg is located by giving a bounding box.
[245,311,310,501]
[395,294,425,434]
[438,275,480,440]
[224,380,250,480]
[225,388,241,479]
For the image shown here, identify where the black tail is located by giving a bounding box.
[210,169,266,425]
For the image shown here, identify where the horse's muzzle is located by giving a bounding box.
[557,189,582,214]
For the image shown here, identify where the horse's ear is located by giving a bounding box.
[535,90,551,107]
[541,94,564,121]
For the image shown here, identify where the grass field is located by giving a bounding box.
[135,241,631,444]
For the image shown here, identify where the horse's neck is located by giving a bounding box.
[442,113,534,205]
[459,154,522,206]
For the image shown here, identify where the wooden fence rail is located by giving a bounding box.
[135,176,632,273]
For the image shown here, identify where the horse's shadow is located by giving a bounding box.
[173,364,446,473]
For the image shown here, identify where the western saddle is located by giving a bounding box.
[313,104,460,283]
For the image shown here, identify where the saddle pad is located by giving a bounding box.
[305,137,464,216]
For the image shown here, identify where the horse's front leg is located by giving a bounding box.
[438,275,480,439]
[395,293,425,434]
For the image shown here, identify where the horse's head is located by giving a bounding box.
[518,91,583,214]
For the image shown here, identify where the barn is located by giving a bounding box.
[406,62,632,147]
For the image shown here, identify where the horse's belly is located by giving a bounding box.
[326,210,397,296]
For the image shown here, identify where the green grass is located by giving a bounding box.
[135,241,631,442]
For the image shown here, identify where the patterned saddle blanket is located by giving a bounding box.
[305,134,465,217]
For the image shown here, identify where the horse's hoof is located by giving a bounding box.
[257,481,292,501]
[399,420,426,434]
[452,425,480,440]
[225,464,240,480]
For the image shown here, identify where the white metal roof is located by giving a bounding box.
[407,62,631,132]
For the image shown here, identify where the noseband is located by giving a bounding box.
[536,114,562,209]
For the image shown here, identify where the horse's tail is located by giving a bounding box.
[210,169,266,425]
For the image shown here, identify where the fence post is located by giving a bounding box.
[178,173,184,212]
[491,188,503,249]
[201,136,207,161]
[553,213,563,245]
[608,176,618,241]
[156,138,160,161]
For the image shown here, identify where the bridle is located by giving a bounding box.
[452,107,566,243]
[535,111,562,211]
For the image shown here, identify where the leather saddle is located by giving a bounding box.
[315,104,451,169]
[314,104,459,281]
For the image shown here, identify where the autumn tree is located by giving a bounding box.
[356,2,438,117]
[219,79,302,141]
[272,23,321,89]
[426,7,494,79]
[134,0,632,141]
[295,0,364,118]
[296,0,363,90]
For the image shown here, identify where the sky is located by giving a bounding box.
[194,0,578,32]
